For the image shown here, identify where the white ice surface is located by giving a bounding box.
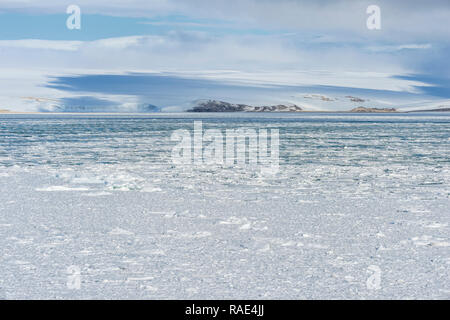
[0,114,449,299]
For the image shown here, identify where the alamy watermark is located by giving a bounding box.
[367,5,381,30]
[366,265,381,290]
[171,121,279,175]
[66,5,81,30]
[67,265,81,290]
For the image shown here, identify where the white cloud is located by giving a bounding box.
[0,1,448,111]
[2,0,450,42]
[0,39,82,51]
[0,32,416,74]
[367,43,432,52]
[0,30,437,112]
[94,36,145,49]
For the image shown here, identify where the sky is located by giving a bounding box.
[0,0,450,112]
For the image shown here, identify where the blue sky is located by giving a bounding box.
[0,12,272,40]
[0,0,449,112]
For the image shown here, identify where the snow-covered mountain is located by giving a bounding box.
[187,100,302,112]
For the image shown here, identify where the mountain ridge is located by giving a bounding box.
[187,100,303,112]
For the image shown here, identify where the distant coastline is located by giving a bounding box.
[2,111,450,115]
[2,99,450,115]
[408,108,450,112]
[349,107,397,113]
[185,100,449,113]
